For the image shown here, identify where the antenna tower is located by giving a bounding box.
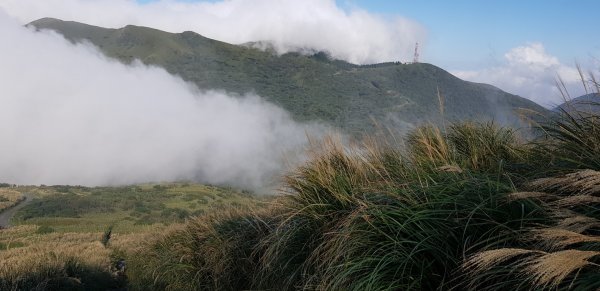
[412,42,419,63]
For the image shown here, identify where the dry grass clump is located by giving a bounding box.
[528,169,600,196]
[529,228,600,250]
[462,167,600,290]
[407,125,453,167]
[297,161,523,288]
[126,206,278,291]
[447,122,525,172]
[464,249,600,290]
[455,94,600,290]
[506,191,557,202]
[406,122,525,174]
[463,248,540,272]
[0,189,23,211]
[0,224,37,239]
[0,241,110,272]
[525,250,600,289]
[551,194,600,208]
[556,215,600,233]
[0,230,124,290]
[405,122,530,185]
[109,227,165,254]
[437,164,464,173]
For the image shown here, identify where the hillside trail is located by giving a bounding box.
[0,193,33,228]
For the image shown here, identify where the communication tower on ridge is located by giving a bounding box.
[412,42,420,63]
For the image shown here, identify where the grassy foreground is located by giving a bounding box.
[0,183,270,290]
[125,98,600,290]
[2,100,600,290]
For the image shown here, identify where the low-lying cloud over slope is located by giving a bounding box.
[0,12,320,190]
[0,0,426,64]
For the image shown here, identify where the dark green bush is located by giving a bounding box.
[36,225,55,234]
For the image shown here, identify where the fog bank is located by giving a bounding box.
[0,12,320,190]
[0,0,426,64]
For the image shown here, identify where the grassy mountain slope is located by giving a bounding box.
[555,93,600,114]
[30,18,546,134]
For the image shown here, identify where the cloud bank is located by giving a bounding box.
[0,0,426,64]
[453,43,584,107]
[0,12,320,190]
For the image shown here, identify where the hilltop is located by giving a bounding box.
[555,93,600,114]
[29,18,546,134]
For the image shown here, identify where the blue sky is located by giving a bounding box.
[340,0,600,71]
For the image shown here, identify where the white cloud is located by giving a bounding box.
[0,0,426,64]
[0,11,324,190]
[504,43,561,67]
[453,43,583,107]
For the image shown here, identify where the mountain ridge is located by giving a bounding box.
[555,93,600,114]
[29,17,547,134]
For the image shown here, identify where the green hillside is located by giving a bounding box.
[30,18,546,134]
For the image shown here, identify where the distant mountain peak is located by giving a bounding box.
[555,93,600,113]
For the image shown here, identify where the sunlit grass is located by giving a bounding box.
[0,189,23,211]
[0,182,270,289]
